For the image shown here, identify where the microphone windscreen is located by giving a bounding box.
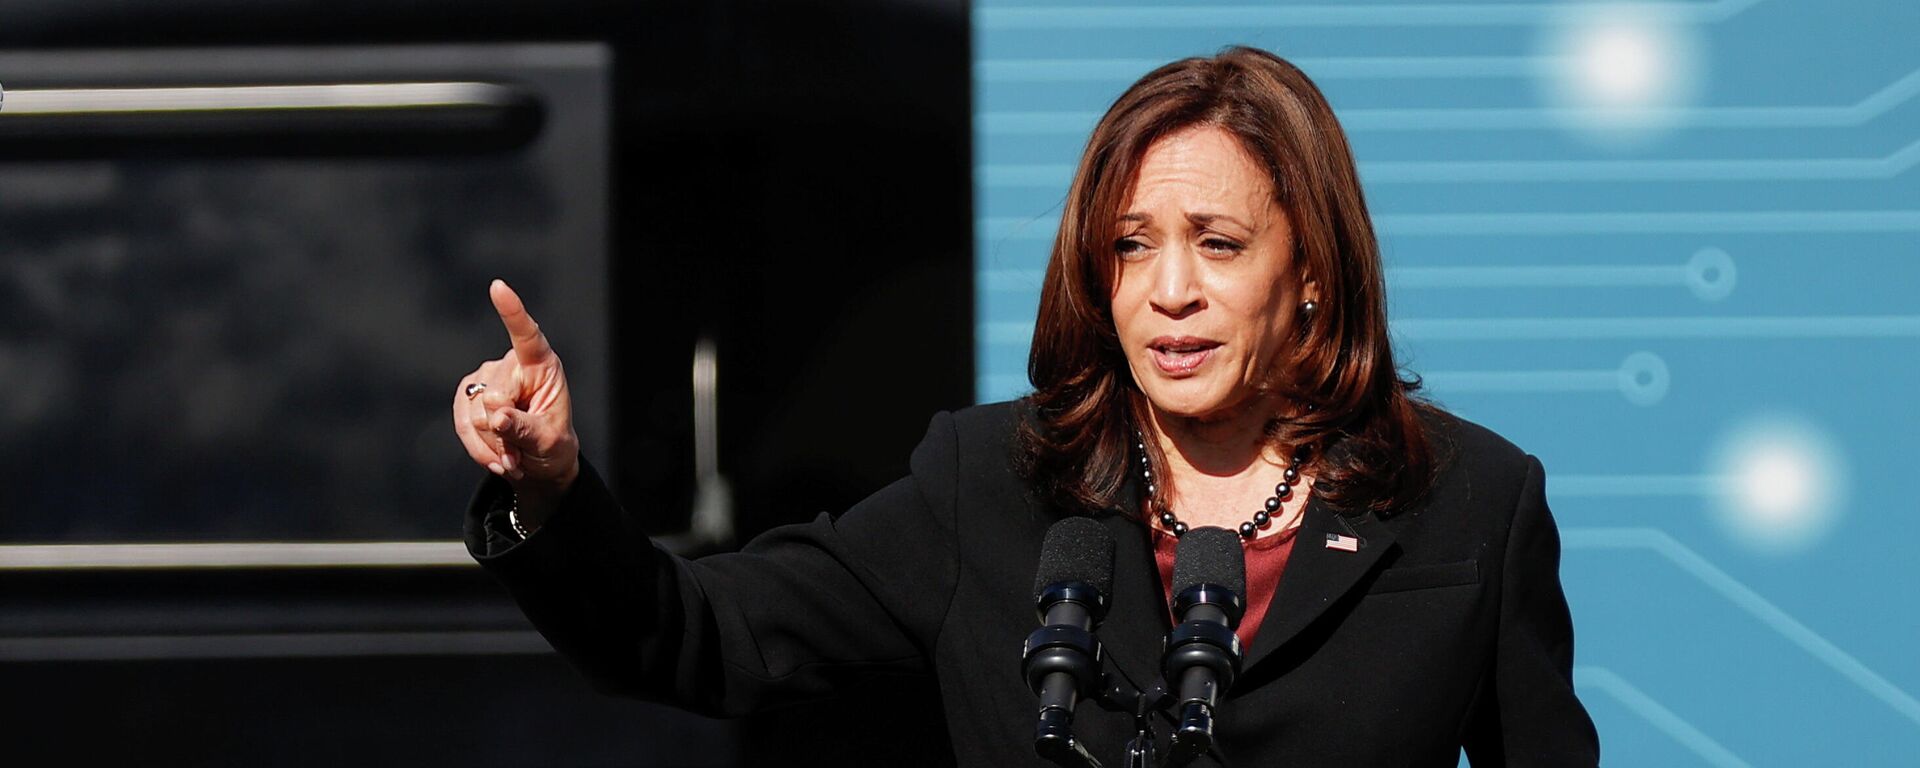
[1032,516,1117,599]
[1172,526,1246,598]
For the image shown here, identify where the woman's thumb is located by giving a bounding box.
[490,407,535,446]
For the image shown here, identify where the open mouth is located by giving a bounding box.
[1148,337,1221,375]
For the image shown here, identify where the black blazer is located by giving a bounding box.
[466,400,1600,766]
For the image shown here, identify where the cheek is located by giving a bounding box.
[1219,282,1293,368]
[1213,275,1283,327]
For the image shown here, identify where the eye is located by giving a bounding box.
[1114,238,1151,260]
[1201,237,1246,256]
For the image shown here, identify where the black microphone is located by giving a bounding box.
[1023,516,1117,768]
[1161,527,1247,768]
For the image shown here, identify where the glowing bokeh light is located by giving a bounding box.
[1707,414,1849,555]
[1538,4,1703,148]
[1577,20,1667,106]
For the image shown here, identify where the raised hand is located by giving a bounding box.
[453,279,581,523]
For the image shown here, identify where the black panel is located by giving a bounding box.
[0,45,613,542]
[2,0,973,763]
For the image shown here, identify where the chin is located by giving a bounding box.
[1138,378,1236,420]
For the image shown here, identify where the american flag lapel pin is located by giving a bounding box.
[1324,532,1362,552]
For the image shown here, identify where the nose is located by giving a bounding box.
[1149,244,1204,318]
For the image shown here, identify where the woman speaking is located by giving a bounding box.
[453,47,1600,766]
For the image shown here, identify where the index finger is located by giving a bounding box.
[490,279,554,365]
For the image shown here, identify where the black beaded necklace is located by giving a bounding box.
[1134,432,1310,540]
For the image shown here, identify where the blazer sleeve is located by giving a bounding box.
[1460,454,1602,766]
[463,411,964,718]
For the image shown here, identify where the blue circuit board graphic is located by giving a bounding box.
[973,1,1920,764]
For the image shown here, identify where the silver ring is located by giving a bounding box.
[465,382,487,399]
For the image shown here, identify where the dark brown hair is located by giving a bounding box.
[1017,46,1443,518]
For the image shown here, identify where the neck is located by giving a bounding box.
[1141,393,1315,537]
[1146,393,1298,478]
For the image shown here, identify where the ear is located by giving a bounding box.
[1301,274,1320,305]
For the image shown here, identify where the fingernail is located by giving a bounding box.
[500,454,516,472]
[488,462,505,476]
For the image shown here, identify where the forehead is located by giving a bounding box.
[1122,125,1275,215]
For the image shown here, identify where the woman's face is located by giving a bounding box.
[1110,125,1316,422]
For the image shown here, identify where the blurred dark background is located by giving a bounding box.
[0,0,972,764]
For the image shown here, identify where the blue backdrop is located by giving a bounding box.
[972,1,1920,764]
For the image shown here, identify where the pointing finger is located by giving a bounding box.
[490,279,555,366]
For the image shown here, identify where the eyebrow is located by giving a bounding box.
[1116,211,1255,231]
[1187,212,1253,231]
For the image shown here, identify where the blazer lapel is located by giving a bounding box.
[1238,492,1398,671]
[1015,445,1171,701]
[1093,496,1174,697]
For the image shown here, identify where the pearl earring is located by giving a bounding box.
[1301,299,1318,316]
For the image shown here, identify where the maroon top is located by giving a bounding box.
[1153,522,1301,648]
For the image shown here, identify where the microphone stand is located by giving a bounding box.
[1034,664,1171,768]
[1104,673,1218,768]
[1118,681,1169,768]
[1041,645,1235,768]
